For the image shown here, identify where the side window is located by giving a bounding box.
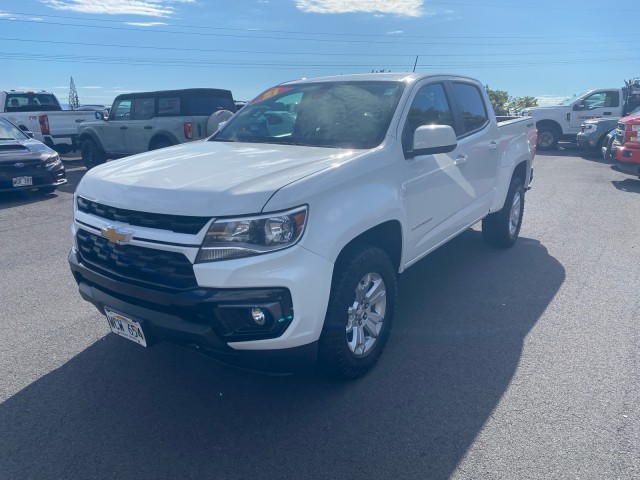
[452,83,489,134]
[157,97,181,116]
[133,98,155,120]
[402,83,454,150]
[604,91,619,108]
[583,92,606,110]
[110,100,132,121]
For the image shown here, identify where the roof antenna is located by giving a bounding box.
[413,55,419,73]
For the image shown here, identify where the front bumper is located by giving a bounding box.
[69,231,333,374]
[613,145,640,165]
[576,132,598,148]
[0,161,66,192]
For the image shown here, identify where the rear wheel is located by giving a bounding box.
[537,126,560,150]
[81,139,106,170]
[149,138,173,151]
[318,246,397,379]
[482,176,525,248]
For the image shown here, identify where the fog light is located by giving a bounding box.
[251,308,266,325]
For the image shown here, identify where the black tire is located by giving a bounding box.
[603,136,615,162]
[482,176,525,248]
[318,245,397,379]
[537,125,560,150]
[36,186,57,194]
[149,138,173,151]
[81,139,106,170]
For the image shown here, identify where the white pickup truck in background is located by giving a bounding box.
[522,78,640,150]
[0,90,100,153]
[68,73,537,379]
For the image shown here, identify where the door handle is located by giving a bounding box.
[603,112,612,116]
[454,155,468,166]
[489,141,498,151]
[144,126,153,129]
[120,126,128,130]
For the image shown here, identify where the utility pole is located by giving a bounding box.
[69,76,79,110]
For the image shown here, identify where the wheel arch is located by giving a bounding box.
[148,132,179,150]
[78,130,106,153]
[535,119,563,134]
[334,220,403,275]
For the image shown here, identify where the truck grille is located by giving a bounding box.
[77,196,211,235]
[76,229,197,290]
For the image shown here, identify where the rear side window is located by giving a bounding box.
[157,97,181,116]
[452,83,489,134]
[133,98,155,120]
[4,93,61,112]
[186,96,236,115]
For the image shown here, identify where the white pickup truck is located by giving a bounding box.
[0,90,98,153]
[68,73,537,378]
[521,87,633,150]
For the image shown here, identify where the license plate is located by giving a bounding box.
[105,309,147,347]
[12,176,33,187]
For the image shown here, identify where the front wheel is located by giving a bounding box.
[537,126,559,150]
[482,176,525,248]
[318,246,397,379]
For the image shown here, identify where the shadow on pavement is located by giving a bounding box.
[536,143,611,164]
[0,230,565,480]
[612,178,640,193]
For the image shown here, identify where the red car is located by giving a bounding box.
[613,112,640,175]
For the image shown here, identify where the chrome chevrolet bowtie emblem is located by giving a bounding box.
[101,226,133,245]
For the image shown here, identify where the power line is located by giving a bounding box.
[0,36,636,59]
[0,17,637,46]
[3,10,640,40]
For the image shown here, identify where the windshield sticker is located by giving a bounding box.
[252,87,293,104]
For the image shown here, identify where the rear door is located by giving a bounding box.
[184,91,236,140]
[450,81,500,214]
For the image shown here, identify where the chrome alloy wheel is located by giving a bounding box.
[346,273,387,357]
[538,131,554,148]
[509,190,522,238]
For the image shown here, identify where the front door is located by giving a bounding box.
[128,97,157,153]
[401,81,473,263]
[103,98,132,155]
[569,90,621,133]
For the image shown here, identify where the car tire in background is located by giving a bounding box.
[536,125,560,150]
[81,139,106,170]
[149,138,174,151]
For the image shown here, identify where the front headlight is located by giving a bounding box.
[195,206,308,263]
[44,153,61,167]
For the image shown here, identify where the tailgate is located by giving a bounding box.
[45,111,96,137]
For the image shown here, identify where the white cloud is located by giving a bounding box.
[386,30,403,35]
[126,21,167,26]
[40,0,194,18]
[81,86,103,89]
[296,0,424,17]
[0,11,10,17]
[29,17,45,21]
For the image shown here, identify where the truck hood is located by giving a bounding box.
[77,140,363,216]
[522,105,569,116]
[619,113,640,124]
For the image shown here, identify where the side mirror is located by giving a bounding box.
[26,131,35,138]
[573,102,585,111]
[95,111,105,120]
[408,125,457,158]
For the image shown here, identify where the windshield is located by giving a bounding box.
[0,117,28,140]
[557,91,592,105]
[212,81,404,149]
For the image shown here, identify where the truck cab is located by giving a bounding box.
[522,88,624,149]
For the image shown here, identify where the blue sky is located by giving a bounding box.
[1,0,638,107]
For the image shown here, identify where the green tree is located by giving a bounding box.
[485,85,510,116]
[508,96,538,115]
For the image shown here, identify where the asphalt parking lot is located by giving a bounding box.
[1,146,639,479]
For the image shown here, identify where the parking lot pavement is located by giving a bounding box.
[1,148,639,479]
